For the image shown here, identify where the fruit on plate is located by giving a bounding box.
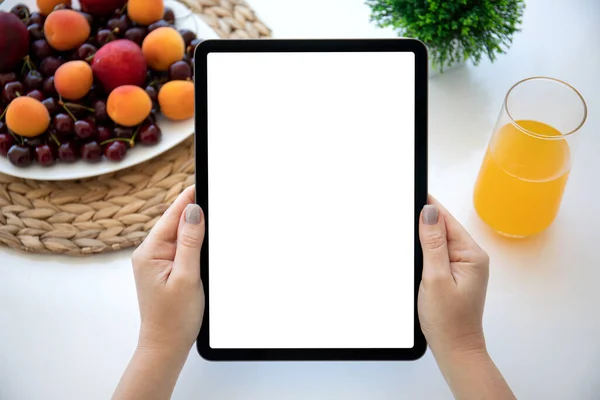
[37,0,72,15]
[158,81,194,121]
[107,85,152,127]
[7,145,33,167]
[0,12,30,73]
[142,27,185,71]
[0,2,199,168]
[54,61,94,100]
[80,0,127,16]
[138,122,162,145]
[92,39,147,93]
[6,97,51,137]
[128,0,164,26]
[44,9,91,51]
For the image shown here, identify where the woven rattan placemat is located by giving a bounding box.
[0,0,271,255]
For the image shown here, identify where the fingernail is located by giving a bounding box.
[423,205,439,225]
[185,204,201,224]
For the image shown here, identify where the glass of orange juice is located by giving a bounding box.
[473,77,587,238]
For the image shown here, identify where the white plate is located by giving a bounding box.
[0,0,218,180]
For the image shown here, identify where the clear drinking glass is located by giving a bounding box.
[473,77,587,238]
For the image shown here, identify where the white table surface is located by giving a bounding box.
[1,0,599,399]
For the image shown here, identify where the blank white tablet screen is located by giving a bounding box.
[207,51,415,349]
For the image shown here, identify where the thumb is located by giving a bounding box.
[172,204,205,282]
[419,205,452,284]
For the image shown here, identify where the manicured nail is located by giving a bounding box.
[422,205,439,225]
[185,204,201,224]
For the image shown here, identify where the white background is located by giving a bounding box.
[206,52,415,349]
[1,0,599,399]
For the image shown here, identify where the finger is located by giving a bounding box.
[419,204,453,284]
[428,195,479,249]
[171,204,205,282]
[145,185,196,246]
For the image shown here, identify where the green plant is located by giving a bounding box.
[367,0,525,72]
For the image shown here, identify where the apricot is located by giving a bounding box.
[44,10,90,51]
[158,80,194,121]
[142,27,184,71]
[37,0,72,16]
[6,97,50,138]
[54,61,93,101]
[128,0,164,26]
[107,85,152,127]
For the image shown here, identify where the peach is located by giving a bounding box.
[142,27,184,71]
[54,61,93,101]
[91,39,148,93]
[0,12,30,73]
[6,97,50,138]
[44,9,91,51]
[36,0,72,16]
[79,0,127,16]
[158,80,194,121]
[128,0,164,26]
[107,85,152,127]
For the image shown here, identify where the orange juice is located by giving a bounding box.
[473,120,571,237]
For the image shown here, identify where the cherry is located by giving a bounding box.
[42,97,59,114]
[104,141,128,162]
[164,8,175,24]
[82,141,102,162]
[24,70,44,91]
[114,127,133,139]
[145,86,158,103]
[179,30,196,47]
[93,100,108,121]
[26,90,44,102]
[58,142,79,163]
[107,15,129,35]
[74,120,96,139]
[42,77,57,97]
[139,123,162,146]
[3,82,24,103]
[169,61,192,81]
[7,145,32,167]
[0,133,16,156]
[182,54,192,67]
[124,27,146,46]
[88,84,105,103]
[31,40,53,60]
[35,144,55,166]
[96,29,113,46]
[53,114,74,134]
[96,126,113,143]
[27,23,45,40]
[40,57,64,77]
[25,135,45,147]
[10,4,30,21]
[76,44,97,61]
[29,12,45,26]
[148,20,170,33]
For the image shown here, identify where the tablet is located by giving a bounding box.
[195,39,428,361]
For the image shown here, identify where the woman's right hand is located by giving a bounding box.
[418,195,490,356]
[418,196,516,400]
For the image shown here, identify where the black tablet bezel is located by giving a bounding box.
[195,39,428,361]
